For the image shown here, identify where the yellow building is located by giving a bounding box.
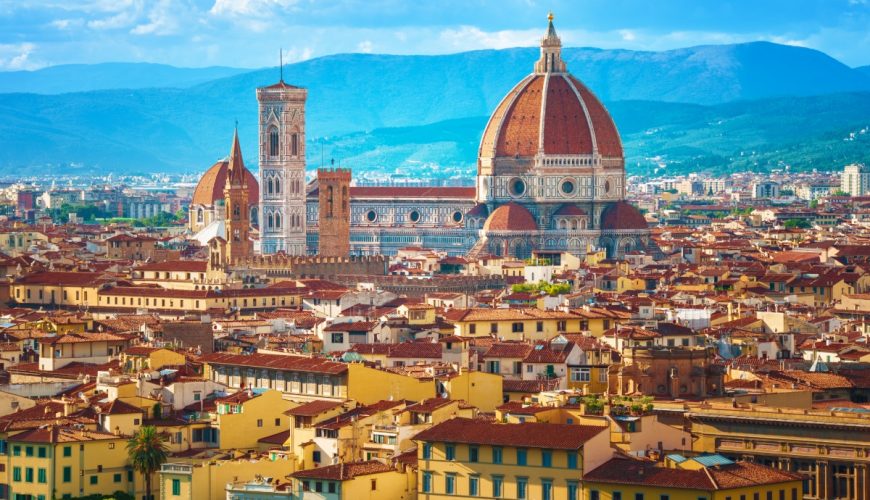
[201,352,436,405]
[688,404,870,499]
[414,417,611,500]
[159,449,296,500]
[121,346,187,372]
[290,458,415,499]
[6,425,144,500]
[10,271,106,308]
[209,389,293,450]
[445,308,588,341]
[583,455,804,500]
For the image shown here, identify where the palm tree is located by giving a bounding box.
[127,426,169,500]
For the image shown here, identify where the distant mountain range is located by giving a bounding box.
[0,63,249,94]
[0,41,868,176]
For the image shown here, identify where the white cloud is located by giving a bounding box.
[438,26,540,50]
[357,40,373,53]
[209,0,299,17]
[0,43,43,71]
[86,0,143,30]
[131,0,183,36]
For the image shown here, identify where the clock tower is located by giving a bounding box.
[257,80,308,255]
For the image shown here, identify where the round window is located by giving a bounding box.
[561,180,575,195]
[409,210,421,223]
[510,178,526,196]
[452,211,463,223]
[366,210,377,222]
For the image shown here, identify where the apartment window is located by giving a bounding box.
[422,471,432,493]
[25,446,33,457]
[275,418,281,426]
[90,475,98,485]
[492,475,503,498]
[517,477,528,499]
[12,467,21,482]
[38,468,46,483]
[12,445,20,456]
[791,489,798,500]
[25,467,33,483]
[422,443,432,459]
[614,493,622,500]
[469,324,477,334]
[37,447,47,458]
[328,482,337,494]
[661,496,670,500]
[568,452,578,469]
[542,479,553,500]
[114,473,122,483]
[313,451,321,463]
[172,478,181,495]
[490,323,498,334]
[469,445,479,462]
[512,322,524,333]
[446,444,456,461]
[331,333,344,344]
[636,494,645,500]
[469,475,479,496]
[557,320,567,331]
[587,487,597,500]
[370,479,377,491]
[536,321,544,332]
[492,446,503,464]
[63,466,71,482]
[571,368,591,382]
[516,448,527,466]
[445,473,456,495]
[766,492,773,500]
[257,419,263,427]
[568,481,584,500]
[779,490,785,500]
[541,449,552,467]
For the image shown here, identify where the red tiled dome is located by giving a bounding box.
[483,203,538,232]
[479,74,622,162]
[600,201,648,231]
[477,15,622,176]
[191,160,259,207]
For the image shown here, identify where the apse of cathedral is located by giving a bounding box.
[189,14,652,260]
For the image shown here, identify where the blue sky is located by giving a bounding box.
[1,0,868,71]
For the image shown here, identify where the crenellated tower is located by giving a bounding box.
[317,168,351,257]
[257,79,308,255]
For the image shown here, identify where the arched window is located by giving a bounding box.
[250,206,258,226]
[326,186,334,217]
[274,178,280,194]
[342,186,348,213]
[291,133,298,156]
[269,128,279,157]
[267,178,273,195]
[275,213,281,229]
[267,213,273,229]
[196,207,203,223]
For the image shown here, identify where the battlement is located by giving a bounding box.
[317,168,352,178]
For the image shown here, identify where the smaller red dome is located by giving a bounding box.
[600,201,648,230]
[484,203,538,231]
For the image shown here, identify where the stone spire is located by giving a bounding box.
[227,124,247,187]
[534,12,567,74]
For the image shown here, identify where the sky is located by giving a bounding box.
[1,0,869,72]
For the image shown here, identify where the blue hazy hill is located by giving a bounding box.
[0,42,868,174]
[0,63,250,94]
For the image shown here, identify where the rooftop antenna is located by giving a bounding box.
[279,48,284,82]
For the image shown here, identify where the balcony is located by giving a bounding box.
[161,463,193,475]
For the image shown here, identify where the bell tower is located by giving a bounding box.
[224,128,253,263]
[317,168,351,257]
[257,76,308,255]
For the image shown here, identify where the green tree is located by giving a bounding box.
[784,218,811,229]
[127,426,168,500]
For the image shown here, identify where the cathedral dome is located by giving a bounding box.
[483,202,538,231]
[192,159,259,207]
[600,201,648,231]
[478,15,622,174]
